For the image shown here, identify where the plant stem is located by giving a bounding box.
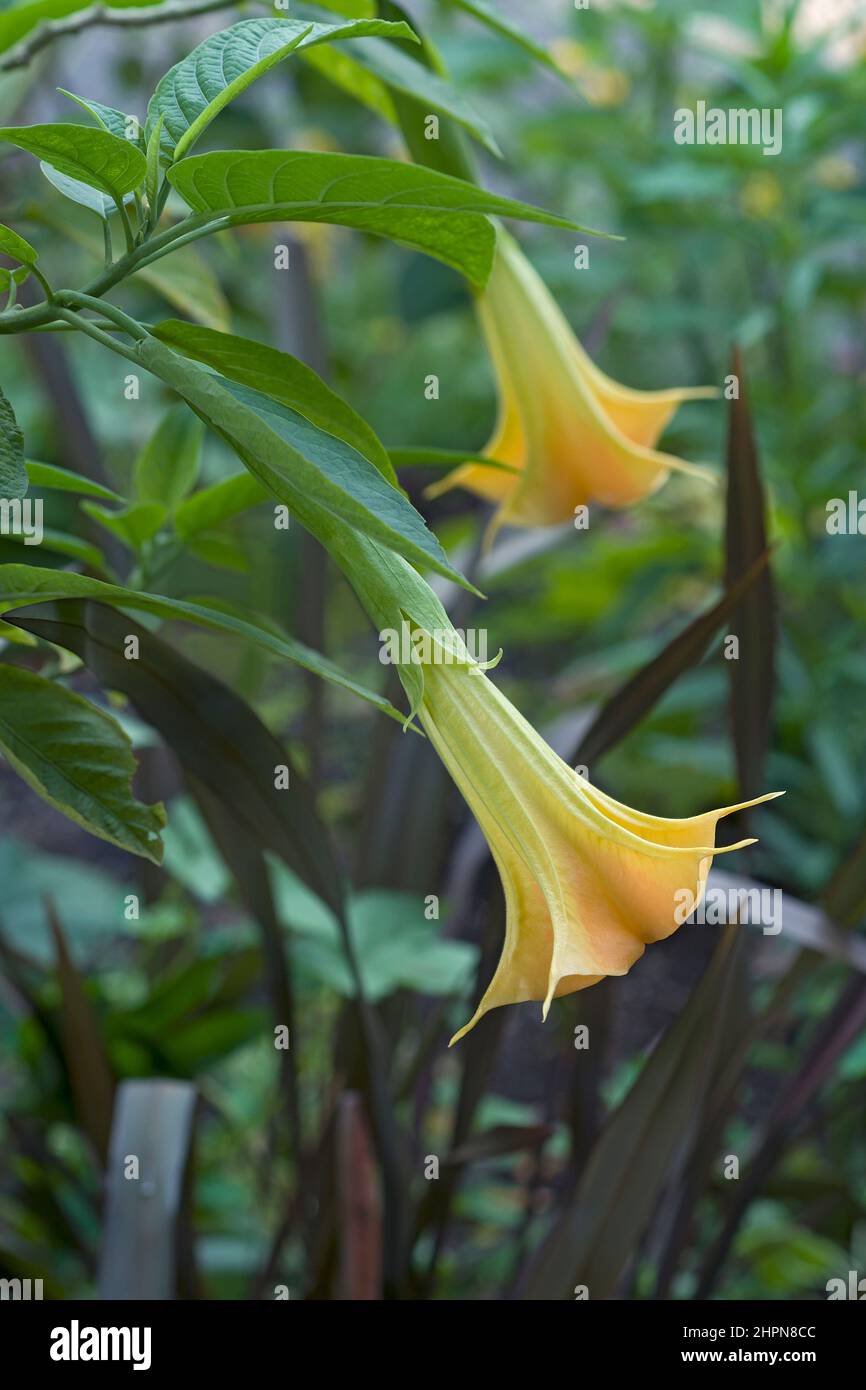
[51,306,143,366]
[55,290,149,341]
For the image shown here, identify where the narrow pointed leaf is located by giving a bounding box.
[26,458,123,503]
[45,897,115,1162]
[725,348,775,800]
[573,551,771,769]
[523,929,742,1299]
[0,564,406,722]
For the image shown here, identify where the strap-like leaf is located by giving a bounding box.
[0,564,406,723]
[725,347,775,803]
[145,17,418,164]
[26,459,123,503]
[0,663,166,862]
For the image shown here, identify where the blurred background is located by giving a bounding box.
[0,0,864,1300]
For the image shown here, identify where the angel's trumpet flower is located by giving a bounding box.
[428,229,716,530]
[417,655,781,1045]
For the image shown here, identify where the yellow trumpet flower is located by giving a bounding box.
[428,229,716,530]
[417,655,781,1045]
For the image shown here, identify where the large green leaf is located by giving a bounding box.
[134,334,475,591]
[0,123,146,203]
[0,384,27,499]
[167,149,593,287]
[0,663,165,862]
[145,16,418,164]
[0,564,406,722]
[153,319,394,481]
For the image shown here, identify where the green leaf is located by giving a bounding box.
[1,524,109,575]
[0,264,30,293]
[145,16,418,164]
[187,530,248,573]
[135,334,475,591]
[0,384,27,499]
[81,499,167,550]
[389,446,517,474]
[173,471,267,540]
[572,552,772,770]
[313,0,375,14]
[349,37,501,155]
[40,160,132,220]
[153,319,394,481]
[145,112,163,213]
[0,663,165,862]
[44,898,116,1161]
[26,458,123,503]
[16,600,351,920]
[0,123,146,203]
[58,88,144,146]
[134,403,203,512]
[446,0,570,78]
[298,44,398,124]
[167,149,597,288]
[0,564,407,723]
[0,221,37,264]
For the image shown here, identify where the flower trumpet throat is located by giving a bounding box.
[417,659,782,1046]
[428,229,717,530]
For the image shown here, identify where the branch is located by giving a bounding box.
[0,0,244,72]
